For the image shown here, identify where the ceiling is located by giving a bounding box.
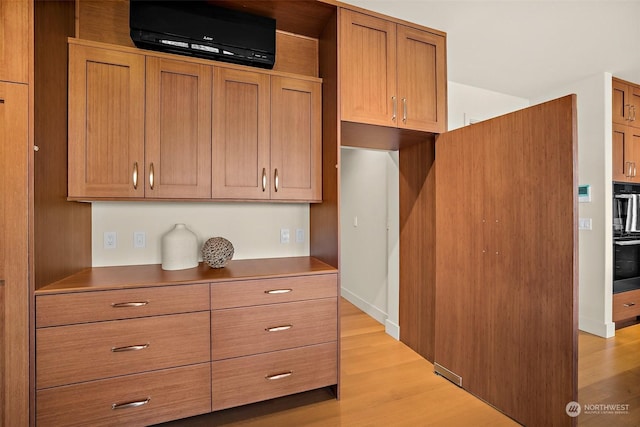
[342,0,640,100]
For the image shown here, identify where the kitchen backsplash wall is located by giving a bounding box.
[92,202,310,267]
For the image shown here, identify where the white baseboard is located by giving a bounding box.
[385,319,400,340]
[579,316,615,338]
[340,287,387,325]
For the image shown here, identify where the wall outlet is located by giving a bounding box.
[296,228,305,243]
[578,218,592,230]
[134,231,146,248]
[280,228,290,244]
[104,231,117,249]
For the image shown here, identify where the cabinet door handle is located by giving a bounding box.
[274,168,279,192]
[111,343,150,352]
[626,104,632,121]
[112,397,151,410]
[149,162,155,190]
[623,302,636,307]
[264,289,292,294]
[391,96,397,121]
[265,371,293,381]
[402,98,407,123]
[627,161,633,177]
[111,301,149,308]
[262,167,267,192]
[132,162,139,190]
[632,105,637,122]
[634,162,637,178]
[266,325,292,332]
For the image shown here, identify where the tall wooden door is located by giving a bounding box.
[145,57,212,198]
[270,76,322,202]
[212,67,270,199]
[0,81,30,427]
[67,43,145,198]
[435,95,578,427]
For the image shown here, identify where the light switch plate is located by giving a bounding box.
[280,228,290,244]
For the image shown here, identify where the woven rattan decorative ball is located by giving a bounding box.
[202,237,234,268]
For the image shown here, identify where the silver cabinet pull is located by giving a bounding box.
[391,96,397,121]
[264,289,292,294]
[133,162,139,190]
[112,397,150,410]
[623,302,636,307]
[274,168,279,192]
[627,161,633,177]
[111,301,149,308]
[149,162,155,190]
[634,163,637,178]
[627,104,632,121]
[402,98,407,123]
[265,371,292,381]
[262,167,267,192]
[632,105,637,122]
[111,343,150,352]
[266,325,292,332]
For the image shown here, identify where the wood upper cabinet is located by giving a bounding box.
[212,67,271,200]
[613,78,640,129]
[145,57,212,198]
[68,43,145,198]
[0,0,30,84]
[339,8,446,134]
[271,76,322,201]
[613,123,640,183]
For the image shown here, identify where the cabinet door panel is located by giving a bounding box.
[613,123,631,182]
[146,58,212,198]
[630,85,640,129]
[339,9,396,127]
[68,44,145,198]
[271,76,322,201]
[630,127,640,183]
[397,25,446,133]
[0,0,30,83]
[613,80,630,125]
[212,68,270,199]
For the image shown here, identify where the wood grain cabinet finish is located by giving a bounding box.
[612,123,640,183]
[613,289,640,322]
[339,9,446,134]
[37,363,212,427]
[36,311,211,389]
[145,57,212,198]
[0,0,30,84]
[68,42,145,198]
[613,78,640,129]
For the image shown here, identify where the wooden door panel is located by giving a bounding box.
[270,76,322,201]
[435,96,578,427]
[68,44,145,198]
[630,85,640,129]
[613,123,630,182]
[396,25,446,133]
[613,80,629,125]
[146,58,212,198]
[630,127,640,183]
[212,68,270,199]
[339,9,396,127]
[0,0,30,84]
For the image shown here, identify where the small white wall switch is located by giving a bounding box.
[353,216,358,227]
[280,228,290,244]
[104,231,117,249]
[295,228,305,243]
[134,231,146,248]
[578,218,592,230]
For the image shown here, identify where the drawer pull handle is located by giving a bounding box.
[111,301,149,308]
[264,289,292,294]
[266,325,292,332]
[265,371,293,381]
[111,343,150,352]
[623,302,636,307]
[112,397,151,410]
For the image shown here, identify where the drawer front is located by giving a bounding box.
[211,274,337,309]
[37,363,211,427]
[36,283,210,327]
[37,312,210,389]
[613,289,640,322]
[212,342,337,410]
[211,298,337,360]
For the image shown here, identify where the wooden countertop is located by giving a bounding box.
[36,257,338,294]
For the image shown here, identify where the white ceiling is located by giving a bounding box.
[342,0,640,100]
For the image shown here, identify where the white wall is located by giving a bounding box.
[532,73,615,338]
[340,148,399,337]
[92,202,309,267]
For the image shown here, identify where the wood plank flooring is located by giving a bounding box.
[157,299,640,426]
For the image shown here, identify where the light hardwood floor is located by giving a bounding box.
[158,299,640,426]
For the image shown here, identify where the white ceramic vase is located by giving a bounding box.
[161,223,199,270]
